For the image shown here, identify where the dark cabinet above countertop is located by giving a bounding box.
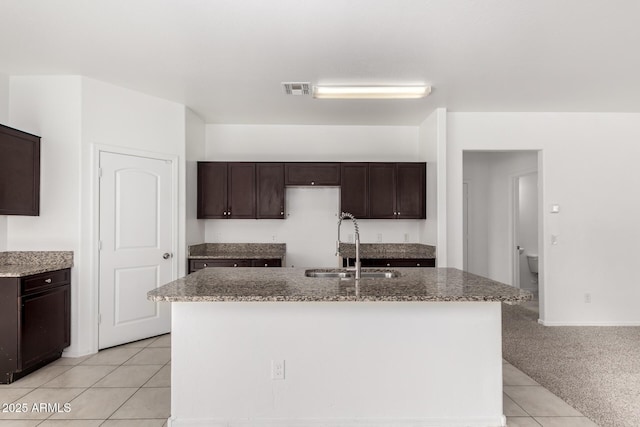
[0,124,40,216]
[284,162,341,186]
[197,161,426,220]
[343,162,426,219]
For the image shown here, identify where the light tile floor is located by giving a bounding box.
[1,333,600,426]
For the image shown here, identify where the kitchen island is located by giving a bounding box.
[149,267,531,427]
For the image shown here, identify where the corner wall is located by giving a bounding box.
[9,75,84,353]
[185,109,206,249]
[448,112,640,325]
[0,73,9,251]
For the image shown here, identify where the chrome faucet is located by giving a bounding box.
[336,212,361,280]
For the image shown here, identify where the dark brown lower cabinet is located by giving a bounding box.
[343,258,435,268]
[189,258,282,273]
[0,269,71,384]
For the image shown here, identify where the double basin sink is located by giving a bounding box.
[305,269,399,279]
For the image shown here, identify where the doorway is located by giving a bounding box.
[462,150,541,313]
[97,148,177,349]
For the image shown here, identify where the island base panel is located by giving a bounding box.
[169,301,505,427]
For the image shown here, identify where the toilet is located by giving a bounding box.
[526,254,538,284]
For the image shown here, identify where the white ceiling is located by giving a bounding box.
[1,0,640,126]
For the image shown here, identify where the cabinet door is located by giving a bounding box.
[197,162,227,219]
[20,285,70,369]
[340,163,369,218]
[0,124,40,216]
[256,163,285,219]
[227,163,256,218]
[285,163,341,186]
[396,163,426,219]
[368,163,397,219]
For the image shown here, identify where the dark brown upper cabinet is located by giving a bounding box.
[395,163,426,219]
[340,163,369,218]
[369,162,425,219]
[256,163,285,219]
[284,163,341,186]
[197,162,256,219]
[0,124,40,216]
[369,163,397,219]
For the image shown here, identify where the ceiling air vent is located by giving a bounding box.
[282,82,311,96]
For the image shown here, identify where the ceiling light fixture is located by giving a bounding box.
[312,85,431,99]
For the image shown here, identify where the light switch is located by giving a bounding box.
[551,204,560,213]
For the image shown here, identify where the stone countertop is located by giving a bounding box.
[148,267,531,303]
[0,251,74,278]
[339,243,436,259]
[188,243,286,260]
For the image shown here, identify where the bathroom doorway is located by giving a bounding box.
[462,150,541,314]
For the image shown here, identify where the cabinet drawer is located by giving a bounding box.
[190,259,251,272]
[285,163,341,186]
[21,269,70,295]
[250,259,282,267]
[344,258,435,268]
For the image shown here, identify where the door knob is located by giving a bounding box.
[163,253,172,260]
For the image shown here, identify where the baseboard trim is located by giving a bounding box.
[168,416,507,427]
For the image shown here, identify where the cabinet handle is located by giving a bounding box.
[264,263,268,267]
[393,212,397,215]
[45,278,52,284]
[203,263,208,267]
[311,181,315,185]
[228,210,231,215]
[417,263,421,267]
[398,212,401,216]
[223,211,227,216]
[386,263,391,267]
[280,211,284,215]
[233,263,238,267]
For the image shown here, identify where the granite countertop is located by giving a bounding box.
[148,267,531,303]
[339,243,436,259]
[0,251,74,277]
[188,243,286,260]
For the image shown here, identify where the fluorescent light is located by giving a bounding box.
[312,85,431,99]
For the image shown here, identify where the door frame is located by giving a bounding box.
[91,144,179,353]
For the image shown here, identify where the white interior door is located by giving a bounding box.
[99,151,174,349]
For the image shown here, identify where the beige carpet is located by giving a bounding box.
[502,304,640,427]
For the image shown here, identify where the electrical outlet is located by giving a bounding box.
[272,235,277,242]
[377,233,383,242]
[271,360,285,380]
[584,293,592,303]
[404,233,409,242]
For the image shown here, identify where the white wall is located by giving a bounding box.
[463,151,538,284]
[448,113,640,325]
[9,75,84,352]
[417,109,439,247]
[205,124,424,267]
[185,108,206,250]
[0,73,9,251]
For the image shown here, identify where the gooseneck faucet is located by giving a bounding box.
[336,212,361,280]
